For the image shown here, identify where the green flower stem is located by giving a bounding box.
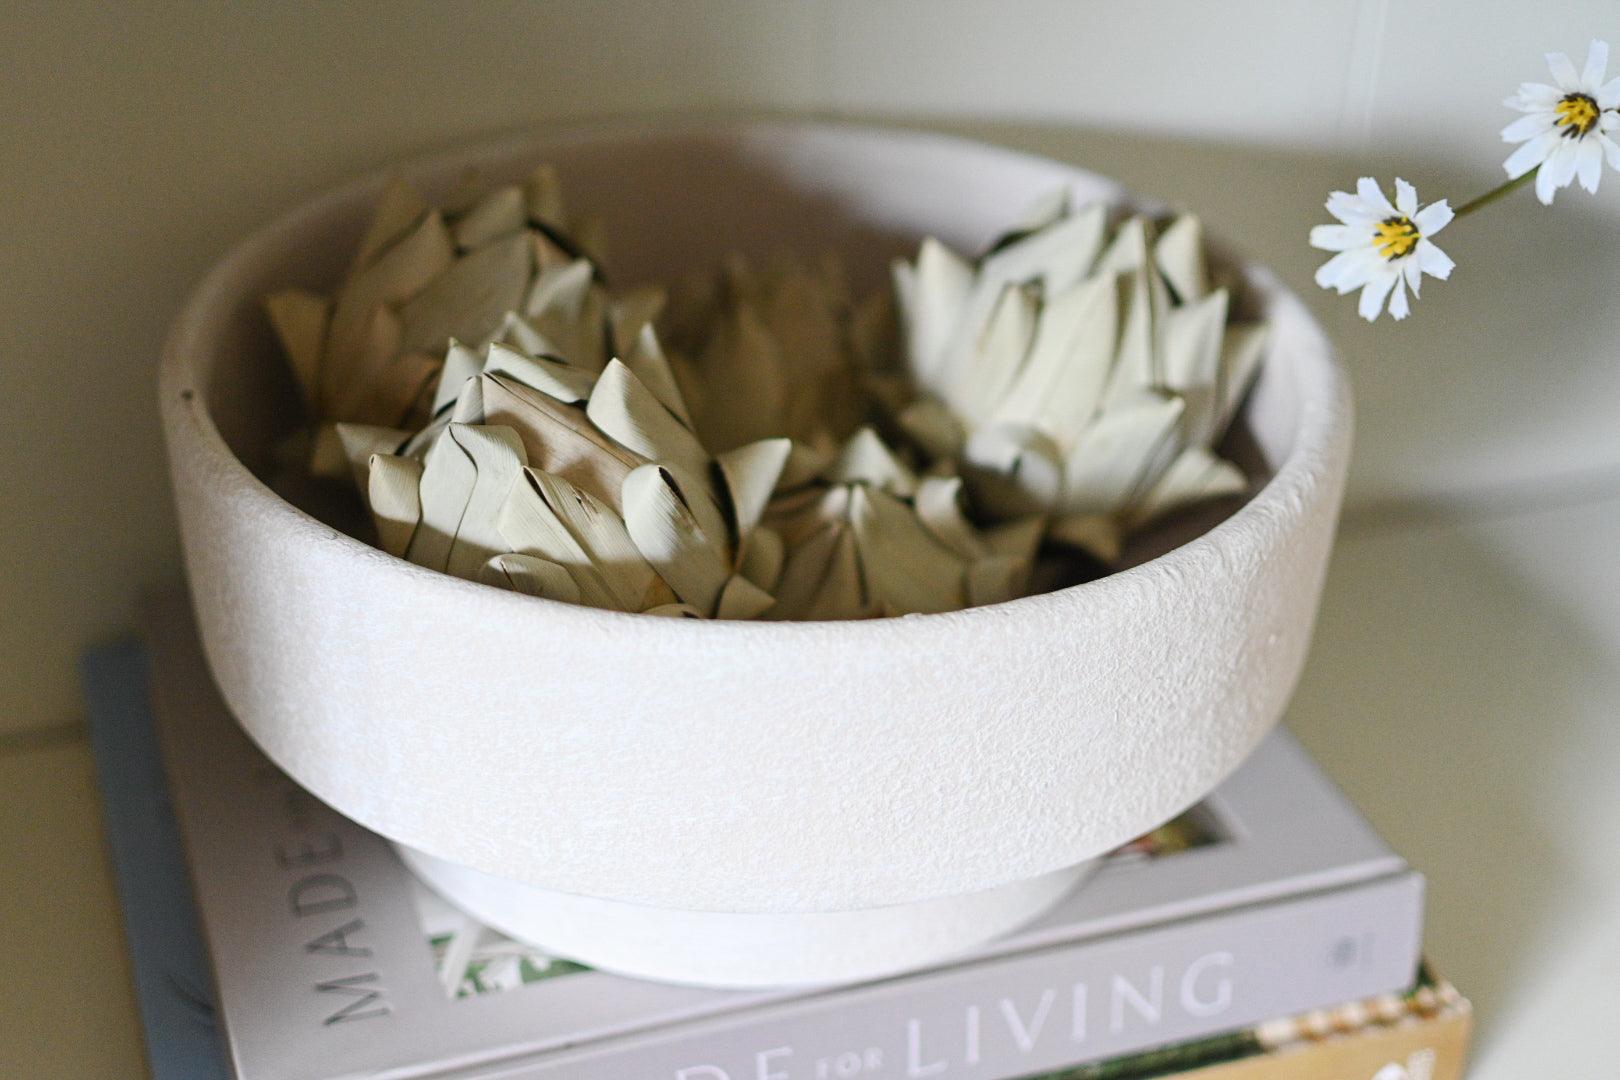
[1452,167,1539,219]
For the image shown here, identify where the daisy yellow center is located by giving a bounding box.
[1373,216,1420,261]
[1556,93,1600,137]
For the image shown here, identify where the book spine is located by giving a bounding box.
[1171,1003,1471,1080]
[488,872,1424,1080]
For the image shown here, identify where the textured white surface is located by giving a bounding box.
[160,122,1352,914]
[16,494,1618,1074]
[399,844,1093,988]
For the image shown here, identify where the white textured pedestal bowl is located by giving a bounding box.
[159,120,1351,987]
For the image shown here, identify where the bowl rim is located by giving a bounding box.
[161,116,1351,640]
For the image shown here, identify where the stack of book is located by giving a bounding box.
[80,596,1471,1080]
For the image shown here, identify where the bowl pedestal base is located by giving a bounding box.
[396,844,1096,989]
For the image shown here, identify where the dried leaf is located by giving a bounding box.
[479,552,581,604]
[961,423,1065,520]
[1130,446,1247,526]
[527,469,667,612]
[913,475,985,559]
[1060,393,1186,516]
[824,427,916,496]
[483,341,597,404]
[406,423,477,572]
[452,185,526,251]
[849,485,965,615]
[715,573,776,620]
[366,453,423,557]
[353,178,429,270]
[444,424,528,580]
[622,464,731,615]
[993,273,1117,438]
[737,525,784,592]
[264,289,329,410]
[900,238,974,392]
[481,373,642,511]
[398,231,531,355]
[432,340,485,416]
[1155,214,1208,303]
[333,423,410,494]
[497,470,624,611]
[716,437,792,539]
[587,359,710,478]
[1049,513,1122,564]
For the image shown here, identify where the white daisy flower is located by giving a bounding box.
[1502,39,1620,204]
[1309,178,1455,322]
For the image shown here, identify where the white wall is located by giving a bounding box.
[3,0,1617,735]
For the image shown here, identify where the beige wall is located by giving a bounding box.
[4,0,1618,735]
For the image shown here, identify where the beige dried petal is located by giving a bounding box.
[353,178,430,270]
[992,272,1116,440]
[479,552,581,604]
[264,289,329,410]
[1049,513,1122,564]
[717,437,793,540]
[497,470,625,611]
[622,464,731,615]
[1060,392,1185,517]
[1129,446,1246,527]
[431,340,485,416]
[737,525,784,593]
[483,342,596,404]
[407,423,478,572]
[961,423,1065,520]
[824,427,916,497]
[913,475,985,560]
[398,230,531,356]
[481,373,642,512]
[527,469,664,613]
[333,423,409,494]
[848,485,965,615]
[452,185,526,251]
[1155,214,1209,303]
[366,453,423,558]
[444,424,528,581]
[587,359,710,478]
[715,574,776,620]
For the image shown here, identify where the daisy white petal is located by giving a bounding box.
[1325,190,1378,224]
[1577,136,1604,192]
[1547,50,1580,90]
[1508,82,1563,110]
[1388,276,1411,320]
[1412,200,1453,236]
[1502,112,1557,142]
[1580,40,1609,90]
[1504,130,1560,178]
[1540,138,1582,203]
[1401,256,1423,298]
[1314,248,1374,292]
[1358,269,1398,321]
[1394,178,1419,217]
[1536,152,1562,203]
[1309,224,1361,252]
[1356,176,1396,216]
[1602,133,1620,172]
[1600,75,1620,109]
[1416,240,1454,281]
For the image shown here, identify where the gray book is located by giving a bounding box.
[144,596,1423,1080]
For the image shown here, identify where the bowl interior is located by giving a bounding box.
[194,121,1301,582]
